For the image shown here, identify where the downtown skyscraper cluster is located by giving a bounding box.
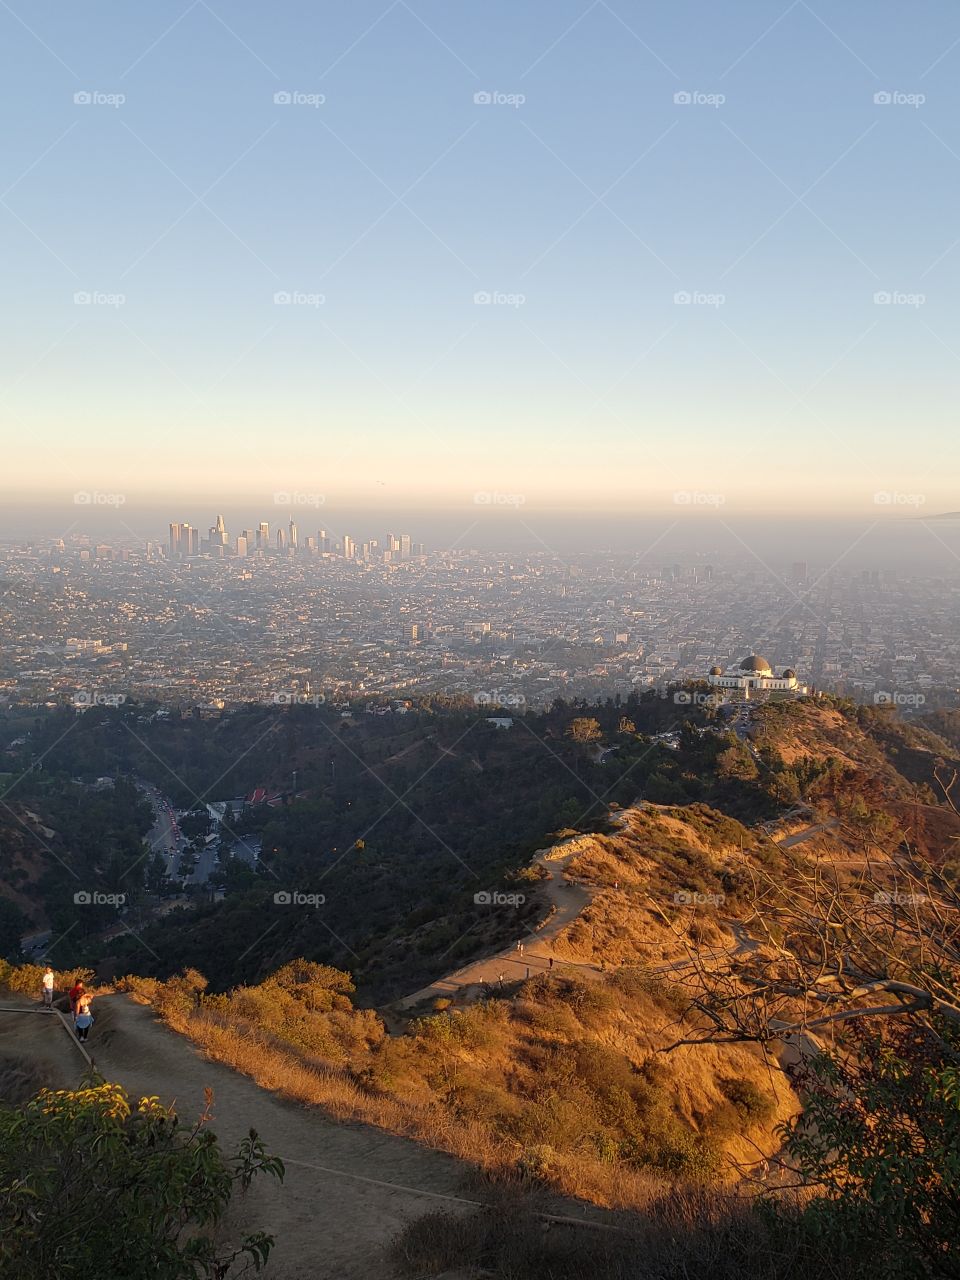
[168,516,422,564]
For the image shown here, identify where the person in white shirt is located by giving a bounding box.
[41,967,55,1008]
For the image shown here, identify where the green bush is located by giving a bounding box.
[0,1079,283,1279]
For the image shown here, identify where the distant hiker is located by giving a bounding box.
[498,971,505,988]
[548,956,554,970]
[517,940,524,956]
[41,967,55,1008]
[68,978,85,1018]
[74,997,94,1043]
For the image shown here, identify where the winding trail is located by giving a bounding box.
[776,817,839,848]
[394,809,836,1015]
[393,837,606,1011]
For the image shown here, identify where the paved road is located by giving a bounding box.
[137,780,183,879]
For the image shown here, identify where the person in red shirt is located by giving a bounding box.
[68,978,85,1018]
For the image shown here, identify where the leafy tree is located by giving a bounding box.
[567,717,602,744]
[181,809,212,842]
[0,1079,283,1280]
[781,1021,960,1279]
[145,852,169,896]
[716,743,758,782]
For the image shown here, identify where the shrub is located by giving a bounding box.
[718,1077,775,1127]
[0,1079,283,1279]
[0,963,92,999]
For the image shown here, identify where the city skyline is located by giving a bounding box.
[3,4,960,513]
[166,511,423,561]
[2,529,957,714]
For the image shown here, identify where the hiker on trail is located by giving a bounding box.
[548,956,554,970]
[74,996,94,1043]
[517,940,524,956]
[41,967,55,1008]
[68,978,85,1018]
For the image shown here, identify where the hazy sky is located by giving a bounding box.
[2,2,959,516]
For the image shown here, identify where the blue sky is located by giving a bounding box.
[2,2,959,515]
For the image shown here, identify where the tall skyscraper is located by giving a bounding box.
[236,536,248,558]
[343,534,355,560]
[277,528,286,552]
[400,534,412,560]
[208,514,227,549]
[318,528,329,553]
[169,523,182,558]
[289,518,298,550]
[257,522,269,551]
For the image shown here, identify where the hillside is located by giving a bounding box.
[3,692,959,1276]
[3,692,959,993]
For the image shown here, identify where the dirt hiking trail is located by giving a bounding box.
[394,838,603,1011]
[0,996,493,1279]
